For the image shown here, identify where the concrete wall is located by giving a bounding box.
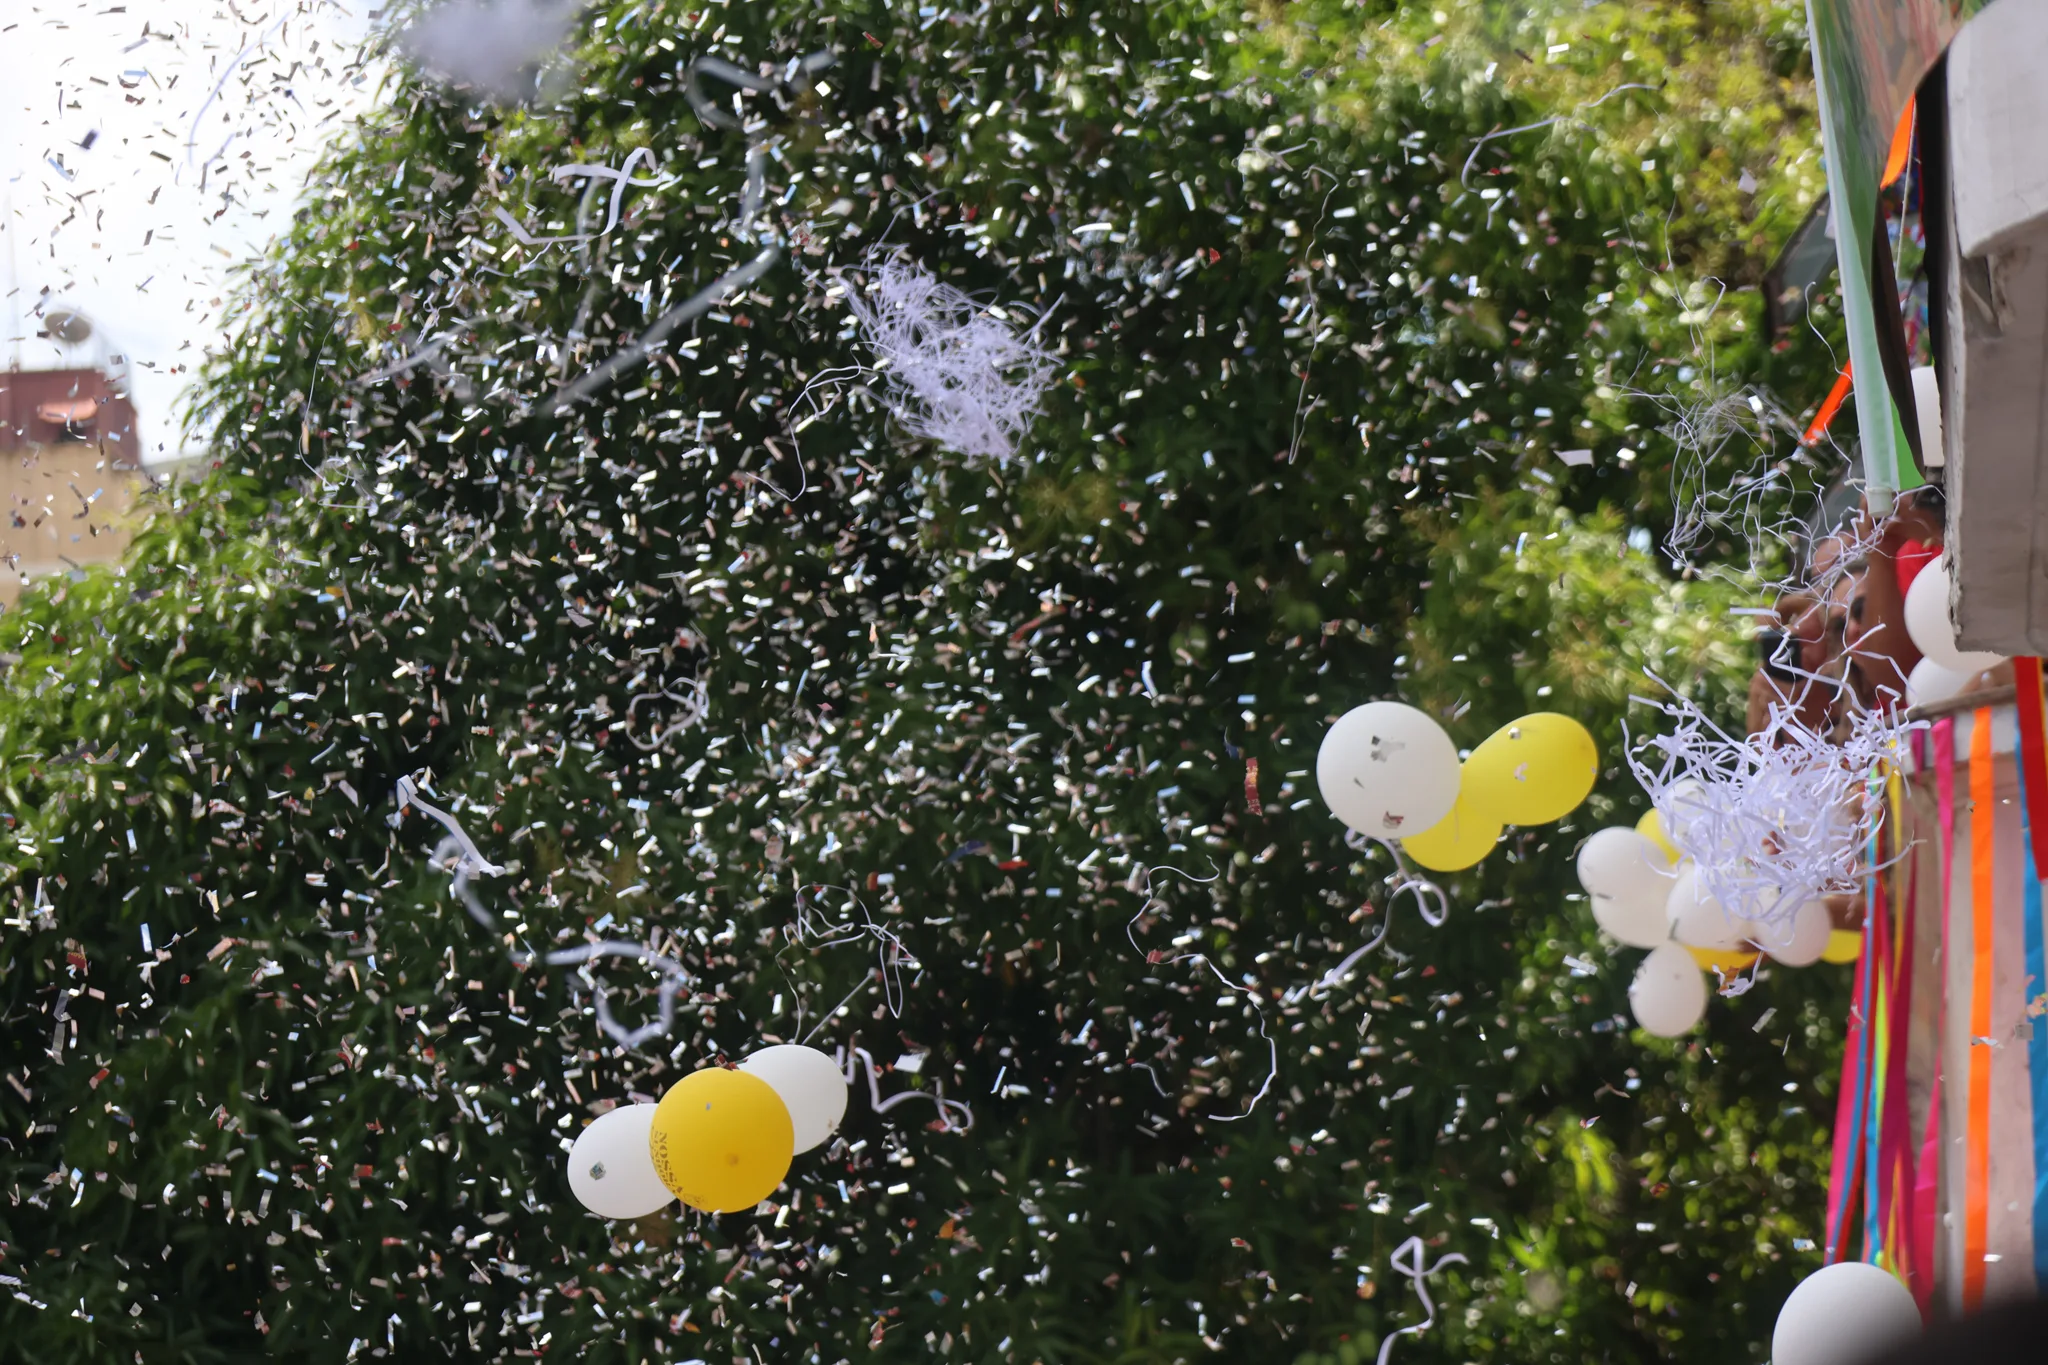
[1943,0,2048,654]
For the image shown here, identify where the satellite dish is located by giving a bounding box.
[43,308,94,345]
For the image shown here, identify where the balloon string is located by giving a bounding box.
[1288,835,1447,1002]
[838,1046,974,1132]
[1117,860,1277,1120]
[786,882,918,1021]
[1376,1236,1469,1365]
[406,779,697,1053]
[1123,859,1222,957]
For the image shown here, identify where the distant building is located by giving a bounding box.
[0,305,151,604]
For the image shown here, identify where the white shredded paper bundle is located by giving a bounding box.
[845,257,1056,463]
[1626,688,1919,930]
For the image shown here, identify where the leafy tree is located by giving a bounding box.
[1,2,1849,1363]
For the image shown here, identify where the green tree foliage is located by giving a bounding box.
[2,2,1849,1362]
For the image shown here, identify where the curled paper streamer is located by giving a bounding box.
[350,313,478,391]
[625,681,710,751]
[492,147,662,247]
[532,48,833,415]
[1375,1236,1470,1365]
[395,776,504,875]
[682,51,834,233]
[786,883,926,1020]
[440,832,696,1051]
[683,52,835,130]
[542,246,779,415]
[548,940,692,1051]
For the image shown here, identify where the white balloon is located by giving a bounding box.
[738,1044,848,1155]
[1577,828,1675,947]
[1629,942,1708,1037]
[1592,890,1674,950]
[1665,863,1750,951]
[1905,655,1980,710]
[1904,559,2002,675]
[1657,778,1707,852]
[566,1103,673,1220]
[1771,1261,1922,1365]
[1315,702,1461,841]
[1758,900,1832,968]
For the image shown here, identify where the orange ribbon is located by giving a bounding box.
[1964,709,1995,1309]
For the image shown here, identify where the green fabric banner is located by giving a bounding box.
[1805,0,1995,498]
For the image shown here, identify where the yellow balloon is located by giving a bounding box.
[1821,930,1864,964]
[1636,809,1680,862]
[1400,786,1501,872]
[1687,945,1761,973]
[649,1068,794,1214]
[1462,712,1599,826]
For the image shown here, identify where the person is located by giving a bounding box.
[1744,531,1855,743]
[1842,497,1928,710]
[1747,602,1839,739]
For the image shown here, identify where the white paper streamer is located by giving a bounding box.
[1375,1236,1470,1365]
[400,778,698,1051]
[493,148,663,247]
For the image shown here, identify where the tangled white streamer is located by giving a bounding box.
[785,883,923,1023]
[1653,383,1814,581]
[1624,681,1918,932]
[844,256,1056,463]
[532,50,836,414]
[409,796,971,1124]
[1375,1236,1470,1365]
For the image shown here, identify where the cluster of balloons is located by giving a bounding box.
[1904,557,2005,707]
[1576,812,1852,1038]
[565,1044,847,1219]
[1316,701,1598,872]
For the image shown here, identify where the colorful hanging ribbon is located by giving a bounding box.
[1964,709,1995,1309]
[2015,736,2048,1293]
[1827,880,1873,1262]
[1876,766,1919,1293]
[2016,660,2048,881]
[1908,718,1957,1314]
[1862,784,1887,1266]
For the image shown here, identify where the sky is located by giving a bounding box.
[2,1,388,463]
